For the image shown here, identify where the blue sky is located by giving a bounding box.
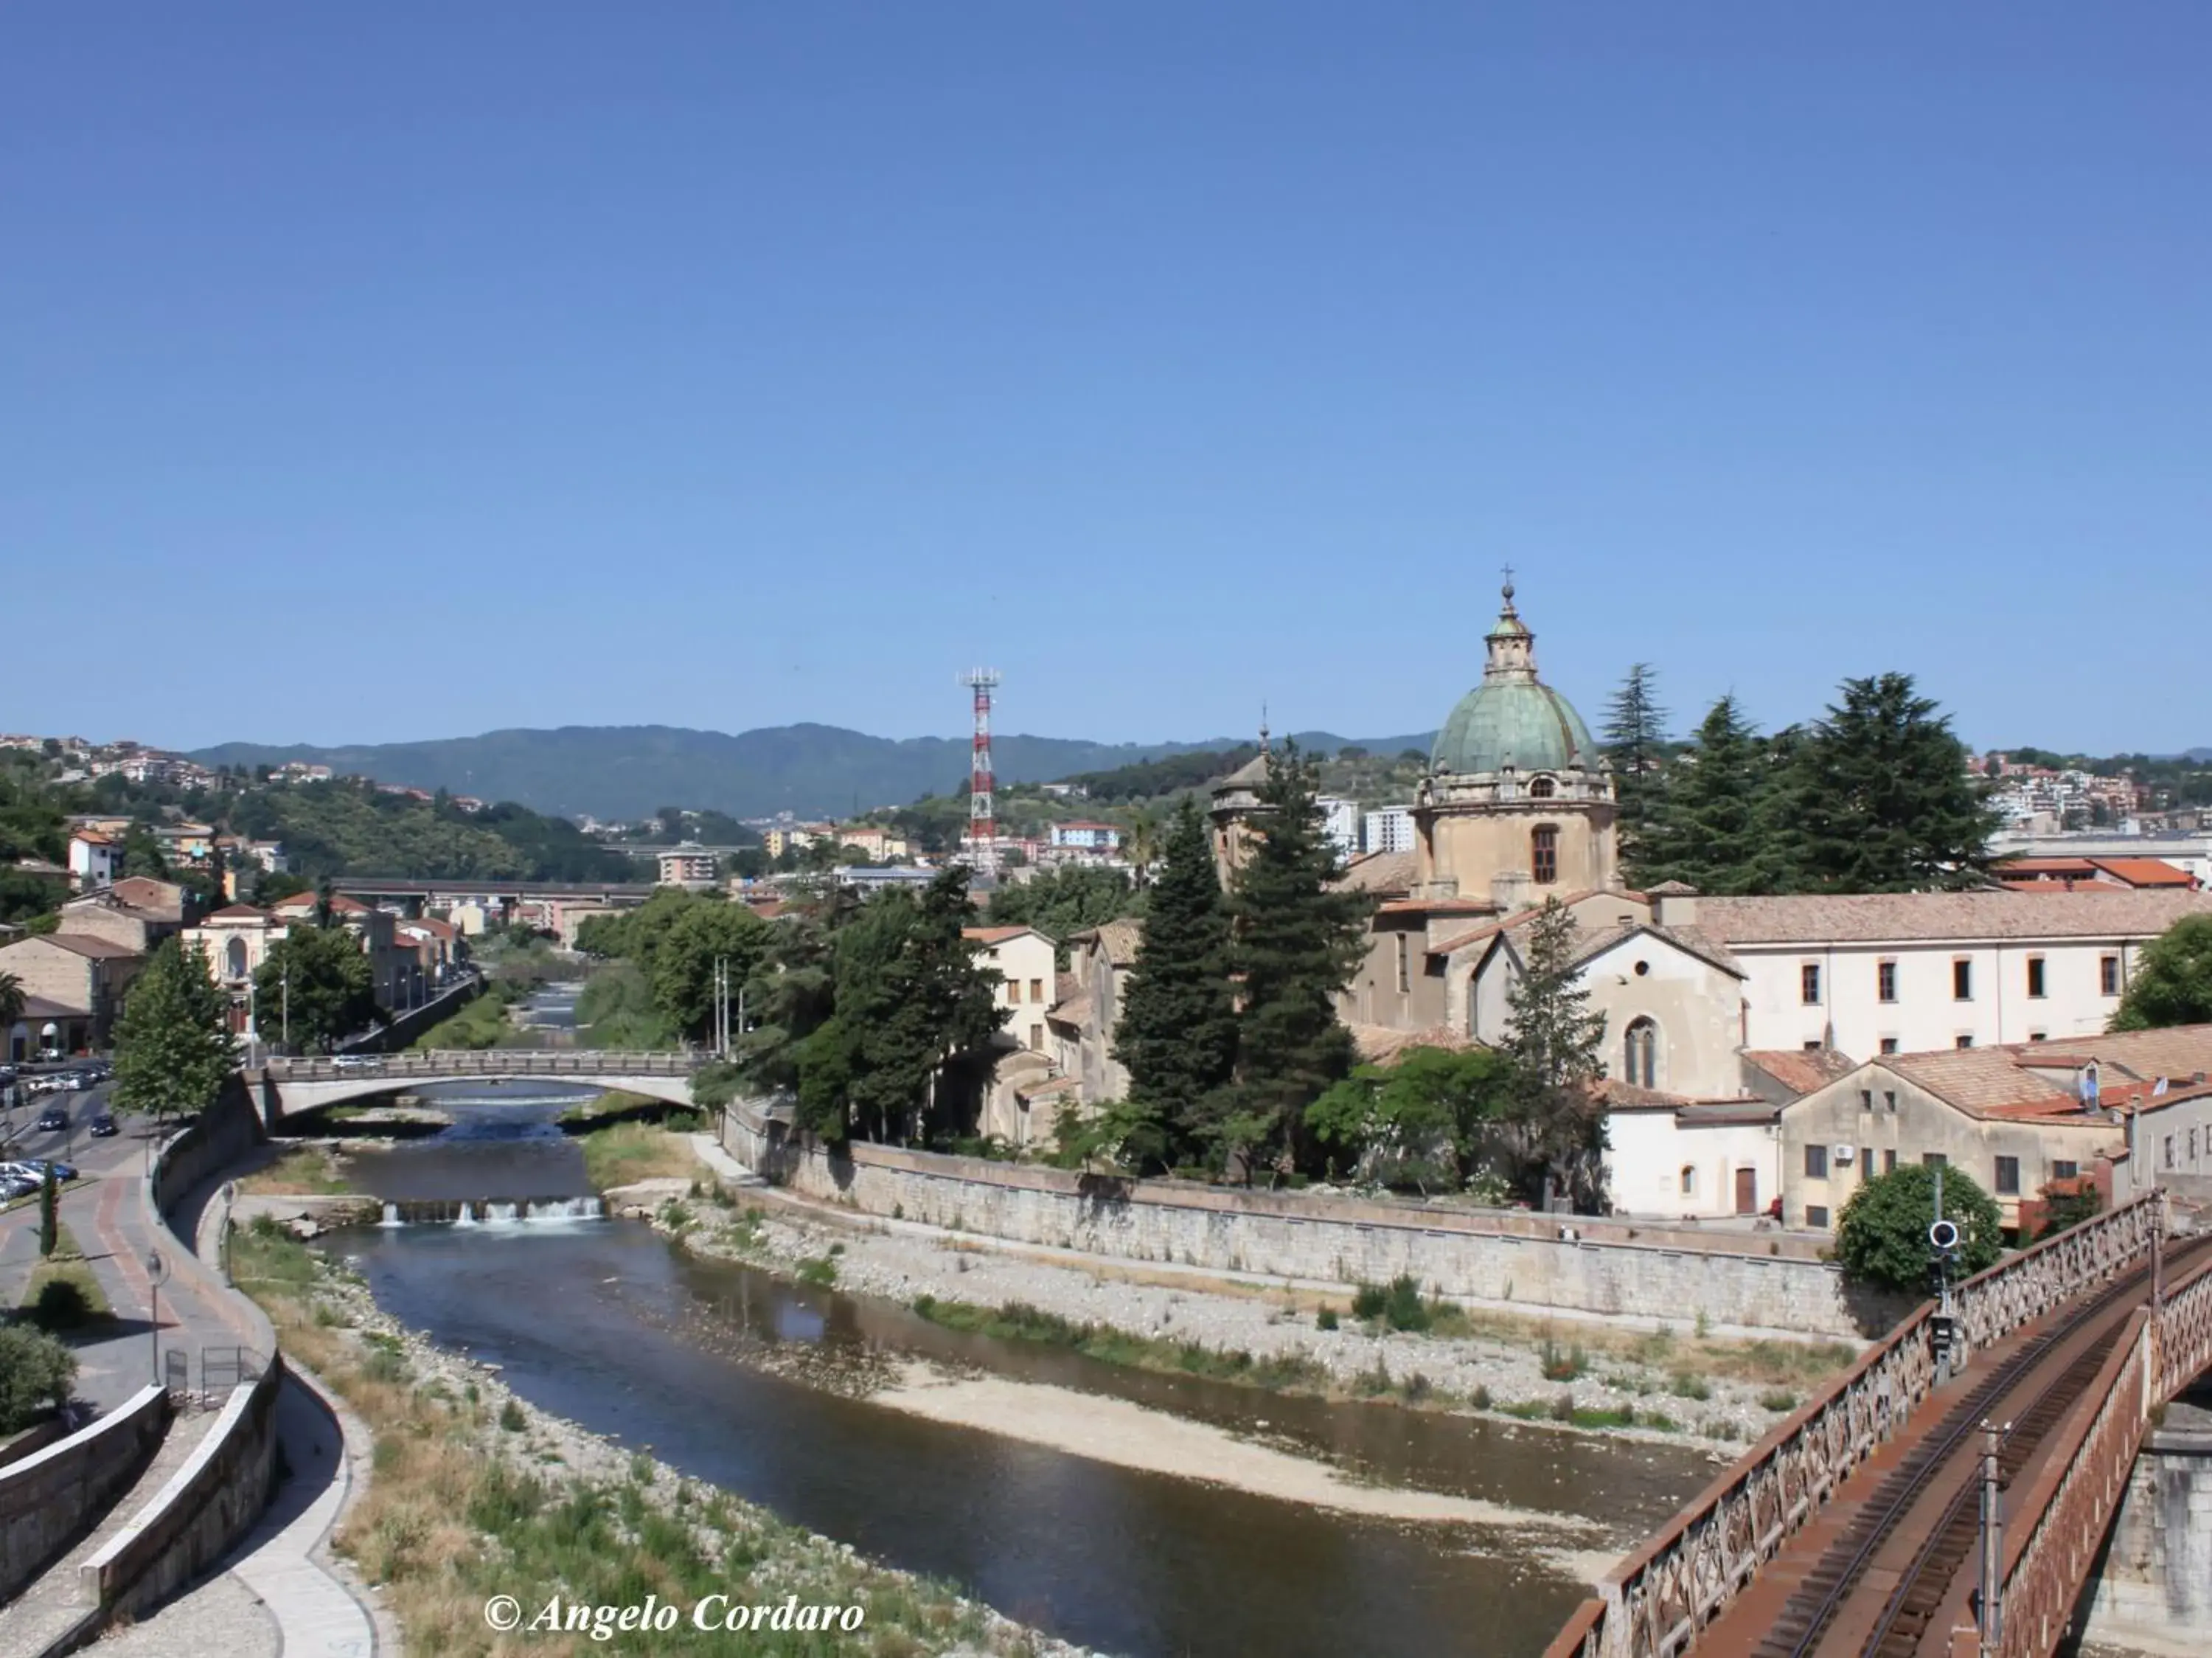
[4,4,2207,757]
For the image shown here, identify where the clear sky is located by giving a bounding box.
[4,4,2207,757]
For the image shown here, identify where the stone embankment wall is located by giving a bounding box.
[723,1103,1904,1338]
[0,1385,170,1601]
[66,1083,287,1624]
[343,973,483,1055]
[2086,1416,2212,1647]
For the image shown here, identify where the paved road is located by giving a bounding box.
[1,1083,254,1410]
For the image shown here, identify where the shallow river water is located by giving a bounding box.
[326,1079,1711,1658]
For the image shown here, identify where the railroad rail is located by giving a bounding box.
[1543,1194,2171,1658]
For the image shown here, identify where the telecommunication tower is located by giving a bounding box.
[959,669,1002,874]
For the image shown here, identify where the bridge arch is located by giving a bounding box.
[252,1050,706,1123]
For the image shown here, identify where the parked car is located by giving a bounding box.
[89,1113,117,1137]
[0,1174,39,1202]
[331,1054,383,1070]
[2,1159,76,1182]
[35,1106,69,1132]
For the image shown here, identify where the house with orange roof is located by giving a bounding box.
[1775,1024,2212,1232]
[66,828,119,892]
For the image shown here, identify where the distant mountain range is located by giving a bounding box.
[189,724,1436,822]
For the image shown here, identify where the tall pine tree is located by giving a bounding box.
[1224,745,1372,1177]
[1500,898,1608,1210]
[1601,663,1669,873]
[1787,673,2001,892]
[1638,695,1768,894]
[1112,798,1237,1170]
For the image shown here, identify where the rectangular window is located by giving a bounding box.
[1884,1148,1899,1174]
[2028,1032,2046,1043]
[1806,1205,1831,1229]
[2026,957,2046,999]
[2165,1136,2175,1170]
[1804,1145,1829,1179]
[1884,1090,1898,1111]
[1877,960,1898,1003]
[1956,1035,1975,1049]
[1030,978,1044,1003]
[1531,825,1559,885]
[1803,1039,1822,1052]
[2101,954,2121,996]
[1923,1152,1947,1170]
[1801,963,1822,1005]
[1952,959,1973,1000]
[1994,1156,2020,1196]
[1880,1037,1899,1055]
[2052,1160,2078,1181]
[1859,1089,1874,1111]
[1395,934,1410,993]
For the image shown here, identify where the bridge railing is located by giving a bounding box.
[1544,1192,2164,1658]
[261,1050,701,1081]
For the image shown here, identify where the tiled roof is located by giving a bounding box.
[1694,889,2212,945]
[202,903,270,921]
[24,932,143,960]
[1346,1023,1481,1062]
[2089,858,2197,889]
[1045,993,1093,1032]
[1875,1023,2212,1117]
[1333,848,1420,896]
[1743,1047,1861,1096]
[1017,1075,1085,1099]
[961,926,1037,945]
[1074,918,1144,965]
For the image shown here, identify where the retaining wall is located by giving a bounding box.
[2086,1420,2212,1646]
[0,1386,170,1602]
[722,1104,1906,1337]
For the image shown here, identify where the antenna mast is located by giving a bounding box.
[959,669,1002,875]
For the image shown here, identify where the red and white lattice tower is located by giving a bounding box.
[959,668,1002,874]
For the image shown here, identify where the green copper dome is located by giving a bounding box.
[1430,679,1596,774]
[1428,578,1598,775]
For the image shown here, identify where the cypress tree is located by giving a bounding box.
[1500,898,1608,1210]
[1789,673,2002,892]
[1639,695,1768,894]
[1601,663,1669,874]
[1113,799,1237,1169]
[1224,745,1373,1177]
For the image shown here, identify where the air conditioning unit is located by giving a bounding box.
[1834,1144,1857,1165]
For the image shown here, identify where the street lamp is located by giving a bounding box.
[146,1248,169,1384]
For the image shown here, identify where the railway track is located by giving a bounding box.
[1751,1232,2212,1658]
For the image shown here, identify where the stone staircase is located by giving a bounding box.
[0,1412,216,1657]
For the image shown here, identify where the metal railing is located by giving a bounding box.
[262,1049,701,1081]
[1545,1193,2165,1658]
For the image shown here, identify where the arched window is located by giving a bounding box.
[225,937,248,982]
[1529,775,1557,799]
[1624,1016,1658,1089]
[1680,1165,1697,1197]
[1531,824,1559,884]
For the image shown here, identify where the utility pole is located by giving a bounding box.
[281,967,291,1052]
[1977,1419,2005,1657]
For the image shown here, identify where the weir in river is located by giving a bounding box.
[378,1196,605,1226]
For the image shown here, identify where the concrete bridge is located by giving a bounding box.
[1545,1194,2212,1658]
[247,1050,705,1120]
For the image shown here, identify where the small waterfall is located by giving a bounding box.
[456,1202,479,1227]
[524,1196,604,1222]
[380,1203,402,1228]
[484,1201,520,1224]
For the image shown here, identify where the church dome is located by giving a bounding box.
[1429,580,1599,775]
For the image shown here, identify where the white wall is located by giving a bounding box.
[1605,1110,1778,1218]
[978,932,1058,1052]
[1737,937,2138,1059]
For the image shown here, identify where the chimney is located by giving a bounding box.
[1651,885,1700,929]
[1490,871,1531,915]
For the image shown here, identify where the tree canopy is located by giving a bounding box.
[1600,664,1669,868]
[1834,1162,2004,1294]
[2110,914,2212,1031]
[986,865,1141,948]
[112,938,234,1120]
[1499,898,1609,1207]
[1305,1044,1517,1194]
[254,924,380,1052]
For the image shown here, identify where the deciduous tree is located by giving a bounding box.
[2110,914,2212,1031]
[113,937,234,1120]
[1305,1044,1515,1193]
[649,899,771,1045]
[254,924,378,1053]
[1835,1162,2003,1293]
[1112,799,1236,1170]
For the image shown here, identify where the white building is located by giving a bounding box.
[1317,797,1361,862]
[1363,805,1415,856]
[67,830,119,892]
[963,926,1059,1055]
[1674,889,2212,1059]
[1989,830,2212,889]
[1048,821,1121,851]
[1604,1099,1781,1220]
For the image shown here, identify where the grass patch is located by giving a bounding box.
[239,1145,356,1196]
[1759,1390,1801,1413]
[1669,1372,1712,1401]
[21,1261,111,1330]
[577,1123,699,1192]
[911,1296,1331,1394]
[795,1256,838,1288]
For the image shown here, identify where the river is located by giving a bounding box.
[322,1058,1708,1657]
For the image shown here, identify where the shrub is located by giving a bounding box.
[1759,1390,1800,1413]
[28,1277,94,1331]
[1549,1392,1576,1422]
[1539,1338,1590,1381]
[1380,1274,1431,1333]
[499,1398,526,1432]
[1469,1384,1492,1409]
[796,1256,838,1288]
[1315,1308,1339,1331]
[1351,1282,1388,1322]
[0,1325,77,1430]
[1835,1162,2003,1293]
[1669,1372,1712,1401]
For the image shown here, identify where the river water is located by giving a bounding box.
[326,1069,1710,1657]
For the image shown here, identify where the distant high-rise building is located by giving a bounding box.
[1364,805,1416,856]
[1317,797,1360,861]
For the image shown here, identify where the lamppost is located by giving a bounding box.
[146,1248,169,1384]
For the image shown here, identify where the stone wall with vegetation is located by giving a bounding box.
[723,1103,1903,1337]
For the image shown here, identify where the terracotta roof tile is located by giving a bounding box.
[1696,889,2212,945]
[1744,1048,1861,1097]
